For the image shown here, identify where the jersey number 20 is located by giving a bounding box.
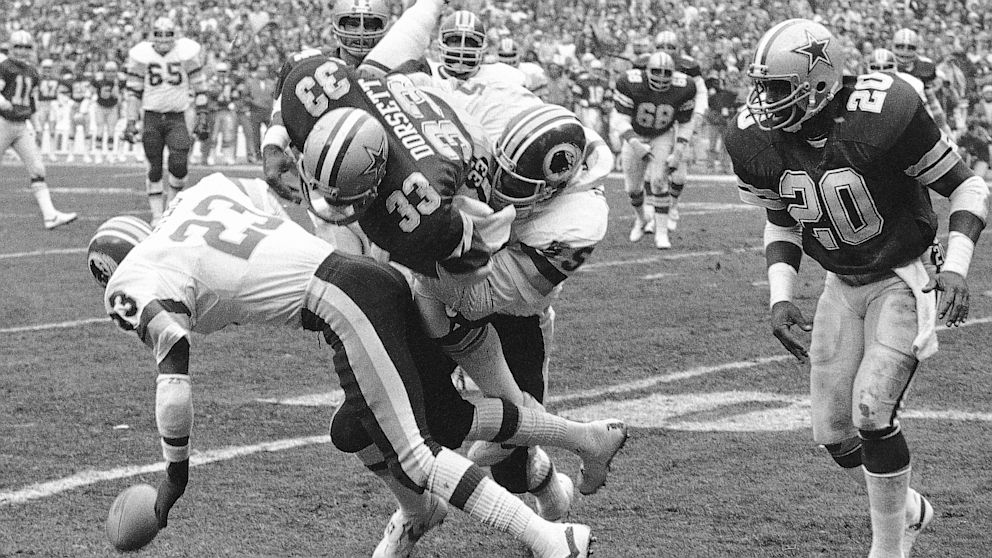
[781,168,884,250]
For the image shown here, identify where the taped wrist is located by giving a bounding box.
[943,231,975,278]
[859,425,910,475]
[768,262,798,308]
[156,374,193,462]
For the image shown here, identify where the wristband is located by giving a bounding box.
[676,136,690,144]
[942,231,975,278]
[768,262,798,308]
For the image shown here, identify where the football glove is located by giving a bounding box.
[262,144,302,204]
[193,112,210,141]
[122,120,141,144]
[154,459,188,529]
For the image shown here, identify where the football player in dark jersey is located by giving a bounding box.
[726,19,987,557]
[892,28,952,137]
[91,61,122,164]
[261,0,391,203]
[33,58,58,156]
[612,51,696,249]
[0,31,76,228]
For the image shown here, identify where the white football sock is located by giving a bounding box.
[866,467,910,558]
[31,182,57,220]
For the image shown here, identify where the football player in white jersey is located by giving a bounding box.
[0,30,77,229]
[432,11,527,90]
[124,16,207,225]
[88,170,622,558]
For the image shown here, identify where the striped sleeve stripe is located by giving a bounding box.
[520,244,567,287]
[905,136,962,184]
[137,299,192,346]
[612,90,634,108]
[737,179,787,210]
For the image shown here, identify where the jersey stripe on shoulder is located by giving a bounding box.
[137,299,192,346]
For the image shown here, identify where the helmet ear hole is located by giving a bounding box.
[815,81,827,92]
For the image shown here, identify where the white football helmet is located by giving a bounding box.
[646,52,675,91]
[746,19,843,132]
[892,28,920,68]
[867,48,897,74]
[88,216,153,287]
[151,17,177,55]
[438,10,487,77]
[215,61,230,75]
[654,30,679,57]
[497,37,520,67]
[8,30,33,61]
[331,0,389,58]
[299,107,388,225]
[492,104,586,213]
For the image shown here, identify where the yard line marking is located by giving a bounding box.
[0,318,109,334]
[606,172,736,184]
[584,246,762,270]
[0,435,330,506]
[642,272,676,280]
[4,316,991,506]
[0,247,87,260]
[21,187,142,195]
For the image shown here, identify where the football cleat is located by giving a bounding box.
[903,493,933,558]
[372,497,447,558]
[642,217,655,234]
[655,233,672,250]
[44,211,78,230]
[576,420,628,495]
[531,523,593,558]
[629,218,646,243]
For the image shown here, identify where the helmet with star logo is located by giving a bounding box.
[298,107,387,225]
[745,18,843,132]
[492,104,586,213]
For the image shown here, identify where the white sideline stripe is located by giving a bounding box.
[0,247,87,260]
[643,272,676,280]
[21,187,141,195]
[606,171,736,184]
[0,318,109,334]
[0,435,330,506]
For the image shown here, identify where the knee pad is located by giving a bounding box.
[859,425,910,475]
[670,181,685,198]
[146,155,165,183]
[823,436,863,469]
[490,446,530,494]
[167,149,189,179]
[329,404,373,454]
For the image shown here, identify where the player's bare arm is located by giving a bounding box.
[765,208,812,362]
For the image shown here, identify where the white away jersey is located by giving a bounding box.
[126,38,204,112]
[104,173,332,362]
[417,187,608,319]
[415,60,543,141]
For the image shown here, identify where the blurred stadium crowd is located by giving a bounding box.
[4,0,992,170]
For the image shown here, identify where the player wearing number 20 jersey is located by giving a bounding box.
[280,54,494,278]
[727,73,971,274]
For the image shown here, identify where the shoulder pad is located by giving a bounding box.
[625,70,642,84]
[839,73,921,150]
[672,71,689,89]
[175,38,201,58]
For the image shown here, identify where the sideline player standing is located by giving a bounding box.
[727,19,987,558]
[125,16,207,225]
[0,30,76,229]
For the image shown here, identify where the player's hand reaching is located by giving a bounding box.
[154,459,188,529]
[923,270,969,326]
[262,144,302,204]
[770,300,813,363]
[123,120,140,143]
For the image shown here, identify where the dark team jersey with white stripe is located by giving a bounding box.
[572,74,610,109]
[0,59,39,121]
[726,74,972,274]
[613,69,696,137]
[281,55,483,277]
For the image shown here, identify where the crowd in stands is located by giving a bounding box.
[4,0,992,169]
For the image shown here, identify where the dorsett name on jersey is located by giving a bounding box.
[726,73,973,275]
[360,78,436,161]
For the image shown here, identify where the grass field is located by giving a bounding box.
[2,162,992,557]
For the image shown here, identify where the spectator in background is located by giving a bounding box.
[245,63,274,165]
[541,57,574,108]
